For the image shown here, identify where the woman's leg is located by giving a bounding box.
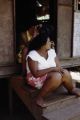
[36,72,62,106]
[61,69,73,92]
[62,69,80,96]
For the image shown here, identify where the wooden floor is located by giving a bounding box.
[0,78,35,120]
[1,77,80,120]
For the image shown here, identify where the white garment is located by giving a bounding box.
[26,48,56,73]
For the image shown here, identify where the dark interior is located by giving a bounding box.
[16,1,57,40]
[15,0,57,65]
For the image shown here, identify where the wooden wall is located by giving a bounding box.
[57,0,73,58]
[0,0,15,77]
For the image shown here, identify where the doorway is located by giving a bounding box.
[15,0,57,68]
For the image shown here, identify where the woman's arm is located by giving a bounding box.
[27,57,58,78]
[55,56,65,73]
[55,56,61,68]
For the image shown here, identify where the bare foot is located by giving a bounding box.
[70,88,80,97]
[36,97,46,107]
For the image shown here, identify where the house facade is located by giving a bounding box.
[0,0,80,77]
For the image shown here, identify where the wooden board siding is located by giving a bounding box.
[0,0,16,77]
[57,0,73,58]
[60,57,80,68]
[58,0,72,5]
[0,0,14,64]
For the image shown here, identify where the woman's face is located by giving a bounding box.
[45,37,55,50]
[45,37,52,50]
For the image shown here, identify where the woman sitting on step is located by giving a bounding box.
[26,29,80,106]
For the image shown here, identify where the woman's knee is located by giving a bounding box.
[48,72,62,83]
[42,72,62,92]
[63,69,71,78]
[62,69,72,83]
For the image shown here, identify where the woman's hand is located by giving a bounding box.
[52,67,61,72]
[52,67,64,76]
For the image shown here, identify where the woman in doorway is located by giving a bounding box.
[17,23,40,63]
[17,23,42,75]
[26,30,80,106]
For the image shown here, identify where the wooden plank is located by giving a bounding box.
[60,57,80,68]
[70,114,80,120]
[57,5,72,58]
[58,0,72,5]
[43,98,80,120]
[0,0,14,65]
[10,75,80,120]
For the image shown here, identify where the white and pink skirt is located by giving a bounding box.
[26,73,47,89]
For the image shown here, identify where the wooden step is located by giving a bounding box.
[43,95,76,113]
[10,75,80,120]
[43,98,80,120]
